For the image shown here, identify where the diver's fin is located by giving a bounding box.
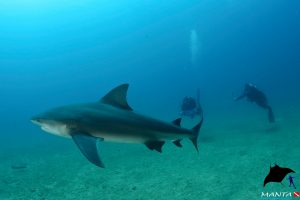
[172,118,181,127]
[100,84,133,111]
[189,116,204,152]
[173,139,182,147]
[268,107,275,123]
[71,132,105,168]
[145,141,165,153]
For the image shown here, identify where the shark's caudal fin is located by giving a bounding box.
[71,132,105,168]
[190,116,204,152]
[100,84,133,111]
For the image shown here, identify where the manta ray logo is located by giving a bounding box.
[263,164,295,187]
[260,164,298,199]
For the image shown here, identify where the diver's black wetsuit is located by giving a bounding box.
[235,83,275,123]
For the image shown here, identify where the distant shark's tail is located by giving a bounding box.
[267,106,275,123]
[190,116,204,152]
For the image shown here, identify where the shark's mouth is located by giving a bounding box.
[31,118,71,138]
[39,123,70,138]
[31,119,42,126]
[41,125,57,133]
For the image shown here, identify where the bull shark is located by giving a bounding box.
[31,84,203,168]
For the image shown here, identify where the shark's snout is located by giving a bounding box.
[31,115,50,126]
[31,112,51,126]
[31,117,42,126]
[31,114,71,137]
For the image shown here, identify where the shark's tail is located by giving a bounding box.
[190,116,203,152]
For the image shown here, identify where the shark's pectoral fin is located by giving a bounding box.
[71,132,105,168]
[173,139,182,147]
[145,141,165,153]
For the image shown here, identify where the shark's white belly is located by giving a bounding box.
[93,131,150,143]
[90,131,185,144]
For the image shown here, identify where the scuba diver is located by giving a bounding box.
[180,89,203,118]
[235,83,275,123]
[288,175,296,189]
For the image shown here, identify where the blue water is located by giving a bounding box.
[1,0,300,199]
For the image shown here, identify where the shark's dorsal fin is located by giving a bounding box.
[100,84,133,111]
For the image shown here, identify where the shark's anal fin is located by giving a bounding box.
[173,139,182,147]
[71,132,105,168]
[172,118,181,127]
[100,84,133,111]
[145,141,165,153]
